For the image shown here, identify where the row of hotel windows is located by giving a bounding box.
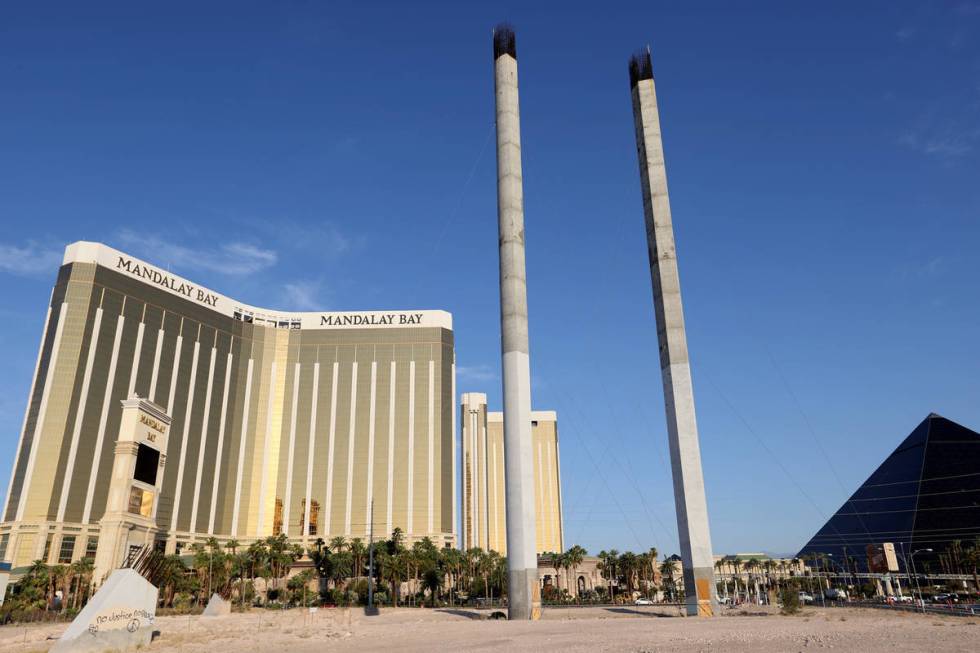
[232,310,302,330]
[161,497,323,556]
[0,496,322,563]
[276,498,320,536]
[0,496,349,562]
[0,533,100,565]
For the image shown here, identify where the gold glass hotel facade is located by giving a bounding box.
[460,393,563,555]
[0,241,456,569]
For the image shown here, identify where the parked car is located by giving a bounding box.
[716,596,731,605]
[634,597,654,606]
[798,592,815,605]
[824,588,847,601]
[932,593,959,604]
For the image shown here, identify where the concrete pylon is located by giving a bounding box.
[493,23,540,622]
[628,48,717,617]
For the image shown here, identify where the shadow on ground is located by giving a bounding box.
[603,607,677,618]
[435,609,485,620]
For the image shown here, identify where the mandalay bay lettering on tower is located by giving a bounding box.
[0,241,456,569]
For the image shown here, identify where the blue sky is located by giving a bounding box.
[1,1,978,557]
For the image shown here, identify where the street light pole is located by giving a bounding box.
[910,548,932,614]
[367,498,377,615]
[813,553,827,608]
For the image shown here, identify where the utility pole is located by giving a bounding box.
[910,548,932,614]
[366,499,378,615]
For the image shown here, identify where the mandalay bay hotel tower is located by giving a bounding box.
[0,242,456,570]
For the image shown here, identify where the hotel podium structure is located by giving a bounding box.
[460,393,563,555]
[0,241,456,571]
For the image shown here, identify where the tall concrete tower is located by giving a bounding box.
[493,24,541,621]
[628,49,717,617]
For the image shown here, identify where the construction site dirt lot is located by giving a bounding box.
[2,604,977,652]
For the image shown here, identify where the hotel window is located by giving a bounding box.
[273,498,283,535]
[43,534,53,562]
[128,486,154,517]
[0,533,8,560]
[85,537,98,559]
[300,499,320,536]
[134,443,160,485]
[58,535,76,564]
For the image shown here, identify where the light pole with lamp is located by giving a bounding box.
[909,548,932,613]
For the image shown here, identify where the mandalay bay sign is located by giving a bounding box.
[61,242,452,330]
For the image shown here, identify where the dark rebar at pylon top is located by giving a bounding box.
[628,49,653,88]
[493,23,516,60]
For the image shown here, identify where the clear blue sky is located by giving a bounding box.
[1,1,978,558]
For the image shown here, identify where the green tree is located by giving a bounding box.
[349,538,366,580]
[659,558,679,601]
[619,552,638,595]
[441,547,464,606]
[564,545,587,599]
[70,557,94,610]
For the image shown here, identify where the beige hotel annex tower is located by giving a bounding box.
[0,241,456,570]
[460,393,563,555]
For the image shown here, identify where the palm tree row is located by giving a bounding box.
[587,547,665,603]
[0,556,96,620]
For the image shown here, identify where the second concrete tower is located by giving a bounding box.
[493,24,540,621]
[629,49,717,617]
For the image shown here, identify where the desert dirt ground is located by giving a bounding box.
[1,604,977,652]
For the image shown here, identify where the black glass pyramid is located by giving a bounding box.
[797,414,980,572]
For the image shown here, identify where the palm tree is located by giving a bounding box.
[349,538,366,581]
[442,547,464,605]
[464,547,481,584]
[646,547,659,595]
[762,559,776,601]
[477,550,494,601]
[550,552,567,595]
[714,559,727,599]
[744,558,760,602]
[70,557,94,609]
[329,536,348,554]
[57,564,74,611]
[564,545,587,598]
[619,552,638,595]
[48,565,69,610]
[659,558,678,602]
[605,549,620,601]
[728,558,742,601]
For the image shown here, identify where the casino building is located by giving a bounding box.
[0,242,456,570]
[460,393,563,555]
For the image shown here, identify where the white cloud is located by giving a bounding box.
[282,280,326,311]
[0,241,64,277]
[457,364,499,382]
[239,219,356,257]
[895,27,916,41]
[114,229,278,276]
[899,126,979,159]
